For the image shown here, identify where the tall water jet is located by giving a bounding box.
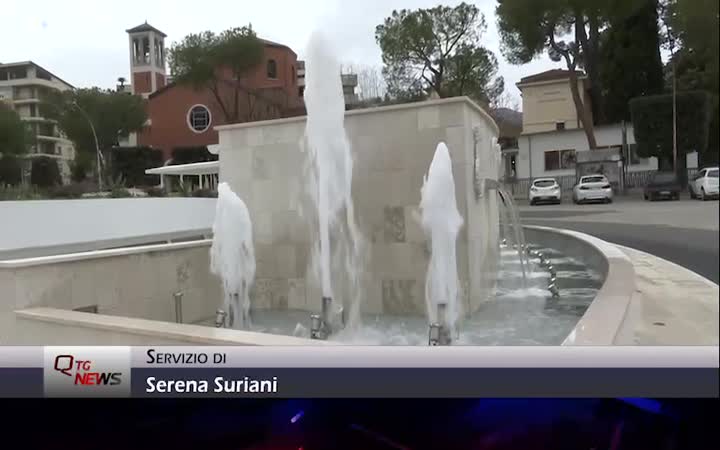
[210,182,256,329]
[420,143,464,345]
[302,31,365,336]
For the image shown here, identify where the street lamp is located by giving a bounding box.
[71,101,104,191]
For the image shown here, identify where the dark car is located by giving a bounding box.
[644,172,681,201]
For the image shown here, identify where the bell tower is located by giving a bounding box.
[126,22,167,96]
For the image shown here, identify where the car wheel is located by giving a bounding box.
[701,187,708,201]
[606,198,613,204]
[644,194,648,201]
[529,199,535,206]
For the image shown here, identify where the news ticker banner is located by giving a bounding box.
[0,346,717,398]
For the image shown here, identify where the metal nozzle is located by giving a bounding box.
[173,292,183,324]
[215,309,227,328]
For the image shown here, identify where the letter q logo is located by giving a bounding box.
[54,355,74,377]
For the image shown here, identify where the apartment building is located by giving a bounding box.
[0,61,76,182]
[296,60,359,105]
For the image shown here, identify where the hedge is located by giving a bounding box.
[109,146,163,187]
[171,146,218,165]
[30,156,61,188]
[0,154,22,186]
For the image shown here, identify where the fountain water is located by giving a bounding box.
[210,182,256,329]
[302,32,366,338]
[420,143,464,345]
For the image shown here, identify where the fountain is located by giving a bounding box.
[203,33,602,346]
[420,143,464,345]
[302,31,365,339]
[210,182,256,329]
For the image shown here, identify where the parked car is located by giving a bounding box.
[644,171,681,201]
[572,174,613,204]
[529,178,562,205]
[688,167,719,200]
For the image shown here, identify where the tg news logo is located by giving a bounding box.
[53,354,122,386]
[44,347,130,397]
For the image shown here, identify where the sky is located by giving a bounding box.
[2,0,561,108]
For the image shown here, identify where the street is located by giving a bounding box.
[519,195,720,283]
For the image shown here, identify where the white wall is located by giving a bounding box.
[515,123,699,179]
[0,241,223,344]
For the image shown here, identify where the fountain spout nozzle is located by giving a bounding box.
[214,309,227,328]
[428,303,453,346]
[310,296,335,340]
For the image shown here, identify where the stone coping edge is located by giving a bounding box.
[0,239,213,269]
[15,307,333,346]
[214,96,500,136]
[524,225,636,346]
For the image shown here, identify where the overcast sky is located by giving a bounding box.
[3,0,560,107]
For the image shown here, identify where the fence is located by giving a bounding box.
[503,169,698,199]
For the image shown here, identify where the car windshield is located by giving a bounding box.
[653,173,677,183]
[581,176,606,183]
[708,169,719,178]
[533,180,556,187]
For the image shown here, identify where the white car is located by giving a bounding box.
[529,178,561,205]
[572,174,613,204]
[688,167,719,200]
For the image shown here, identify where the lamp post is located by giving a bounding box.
[71,101,103,191]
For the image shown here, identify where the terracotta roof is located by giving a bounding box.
[126,22,167,37]
[517,69,585,85]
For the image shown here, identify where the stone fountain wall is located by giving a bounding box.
[216,97,499,318]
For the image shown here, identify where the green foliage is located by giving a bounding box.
[43,88,147,159]
[0,103,31,156]
[109,146,163,187]
[0,184,44,201]
[48,182,97,199]
[600,0,664,122]
[0,154,22,186]
[169,25,264,123]
[630,91,713,161]
[110,187,133,198]
[144,186,167,197]
[375,3,504,104]
[30,156,61,188]
[190,188,218,198]
[71,152,94,183]
[171,146,218,165]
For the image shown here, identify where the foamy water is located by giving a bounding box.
[420,143,464,331]
[210,183,256,329]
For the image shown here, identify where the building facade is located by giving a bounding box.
[124,23,313,161]
[0,61,76,182]
[505,69,697,183]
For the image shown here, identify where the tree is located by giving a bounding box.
[169,25,265,123]
[497,0,606,149]
[630,91,712,170]
[0,103,31,156]
[44,88,147,162]
[375,3,505,105]
[600,0,664,123]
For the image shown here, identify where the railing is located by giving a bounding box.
[504,169,700,198]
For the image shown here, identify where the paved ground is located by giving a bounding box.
[519,194,719,283]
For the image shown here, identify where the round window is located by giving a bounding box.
[187,104,211,133]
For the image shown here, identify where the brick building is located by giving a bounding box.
[124,22,304,161]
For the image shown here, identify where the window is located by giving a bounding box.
[544,149,576,171]
[708,169,719,178]
[555,122,565,131]
[187,105,211,133]
[142,37,151,64]
[267,59,278,79]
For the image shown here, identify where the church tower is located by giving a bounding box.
[126,22,167,96]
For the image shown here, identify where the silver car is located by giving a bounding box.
[572,174,613,204]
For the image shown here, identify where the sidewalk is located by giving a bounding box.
[615,245,719,345]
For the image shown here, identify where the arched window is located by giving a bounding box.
[187,104,211,133]
[267,59,278,79]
